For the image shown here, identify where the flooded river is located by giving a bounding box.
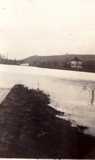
[0,64,95,135]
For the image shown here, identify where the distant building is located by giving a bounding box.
[20,63,29,66]
[70,57,83,70]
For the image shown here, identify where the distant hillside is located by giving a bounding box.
[22,54,95,72]
[23,54,95,64]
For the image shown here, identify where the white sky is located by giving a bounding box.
[0,0,95,59]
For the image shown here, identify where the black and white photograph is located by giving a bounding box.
[0,0,95,158]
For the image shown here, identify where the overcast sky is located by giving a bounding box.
[0,0,95,59]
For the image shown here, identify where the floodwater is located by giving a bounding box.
[0,64,95,135]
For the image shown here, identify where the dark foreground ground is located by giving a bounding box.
[0,84,95,158]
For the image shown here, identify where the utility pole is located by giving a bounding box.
[7,53,8,60]
[37,80,39,90]
[91,88,95,105]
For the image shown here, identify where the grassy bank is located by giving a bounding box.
[0,84,95,158]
